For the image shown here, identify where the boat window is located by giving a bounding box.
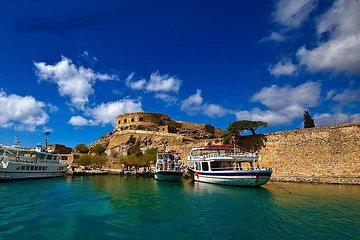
[240,162,252,170]
[26,166,30,170]
[21,166,25,170]
[195,162,200,170]
[30,153,37,160]
[0,149,3,155]
[39,154,46,160]
[35,166,38,170]
[16,167,20,170]
[201,162,209,171]
[46,154,53,160]
[31,166,34,170]
[210,161,222,171]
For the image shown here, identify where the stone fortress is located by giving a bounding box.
[114,112,223,138]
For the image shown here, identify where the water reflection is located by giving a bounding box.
[10,175,356,240]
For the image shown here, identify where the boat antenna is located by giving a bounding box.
[14,136,20,147]
[45,131,50,150]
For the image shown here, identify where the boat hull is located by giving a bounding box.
[0,162,67,181]
[0,171,66,181]
[154,170,183,182]
[191,169,272,187]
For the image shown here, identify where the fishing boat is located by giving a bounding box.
[0,142,68,181]
[186,144,272,187]
[154,150,183,182]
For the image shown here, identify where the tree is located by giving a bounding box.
[141,148,157,167]
[127,145,143,157]
[76,154,92,168]
[75,143,89,153]
[303,110,315,128]
[227,120,268,135]
[223,120,268,144]
[126,135,136,145]
[90,144,106,155]
[92,155,108,169]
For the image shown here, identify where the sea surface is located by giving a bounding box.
[0,176,359,240]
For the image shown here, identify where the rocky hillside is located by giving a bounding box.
[90,126,225,161]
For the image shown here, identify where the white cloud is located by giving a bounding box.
[181,89,230,118]
[68,116,95,127]
[203,104,231,118]
[147,72,181,93]
[260,32,287,42]
[236,82,321,125]
[297,0,360,74]
[251,82,321,110]
[125,71,182,102]
[332,89,360,104]
[125,73,146,90]
[34,56,117,110]
[180,89,203,115]
[326,88,360,112]
[68,99,143,127]
[314,113,360,126]
[297,35,360,74]
[273,0,317,28]
[0,90,49,131]
[235,109,291,125]
[268,60,297,76]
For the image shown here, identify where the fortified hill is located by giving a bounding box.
[92,112,224,160]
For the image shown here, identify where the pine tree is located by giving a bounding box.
[303,110,315,128]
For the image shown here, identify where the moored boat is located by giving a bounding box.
[0,143,68,181]
[154,150,183,182]
[187,144,272,187]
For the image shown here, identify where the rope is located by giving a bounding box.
[269,181,292,194]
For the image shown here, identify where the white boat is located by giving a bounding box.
[187,144,272,187]
[0,144,68,181]
[154,150,183,182]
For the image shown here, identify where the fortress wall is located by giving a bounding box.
[115,112,170,129]
[174,121,215,134]
[238,122,360,184]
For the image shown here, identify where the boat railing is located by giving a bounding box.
[188,152,257,161]
[209,167,272,171]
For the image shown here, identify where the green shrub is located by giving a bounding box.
[75,143,89,153]
[90,144,106,155]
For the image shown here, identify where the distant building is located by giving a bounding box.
[115,112,220,137]
[47,144,73,154]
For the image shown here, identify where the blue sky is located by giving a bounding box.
[0,0,359,147]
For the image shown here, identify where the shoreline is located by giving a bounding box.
[67,169,360,185]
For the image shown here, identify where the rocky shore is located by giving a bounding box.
[68,168,154,177]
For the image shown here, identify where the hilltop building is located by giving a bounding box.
[115,112,221,138]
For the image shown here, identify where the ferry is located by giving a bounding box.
[0,143,68,181]
[154,150,183,182]
[186,144,272,187]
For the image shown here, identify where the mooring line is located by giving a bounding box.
[269,181,292,194]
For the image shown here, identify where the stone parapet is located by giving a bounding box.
[239,122,360,184]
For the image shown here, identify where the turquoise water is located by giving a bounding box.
[0,176,359,240]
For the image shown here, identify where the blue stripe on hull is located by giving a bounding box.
[155,171,183,182]
[195,176,271,187]
[0,175,65,182]
[198,171,272,177]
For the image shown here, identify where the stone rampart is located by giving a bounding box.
[238,122,360,184]
[115,112,170,129]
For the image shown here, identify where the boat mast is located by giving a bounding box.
[14,136,20,147]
